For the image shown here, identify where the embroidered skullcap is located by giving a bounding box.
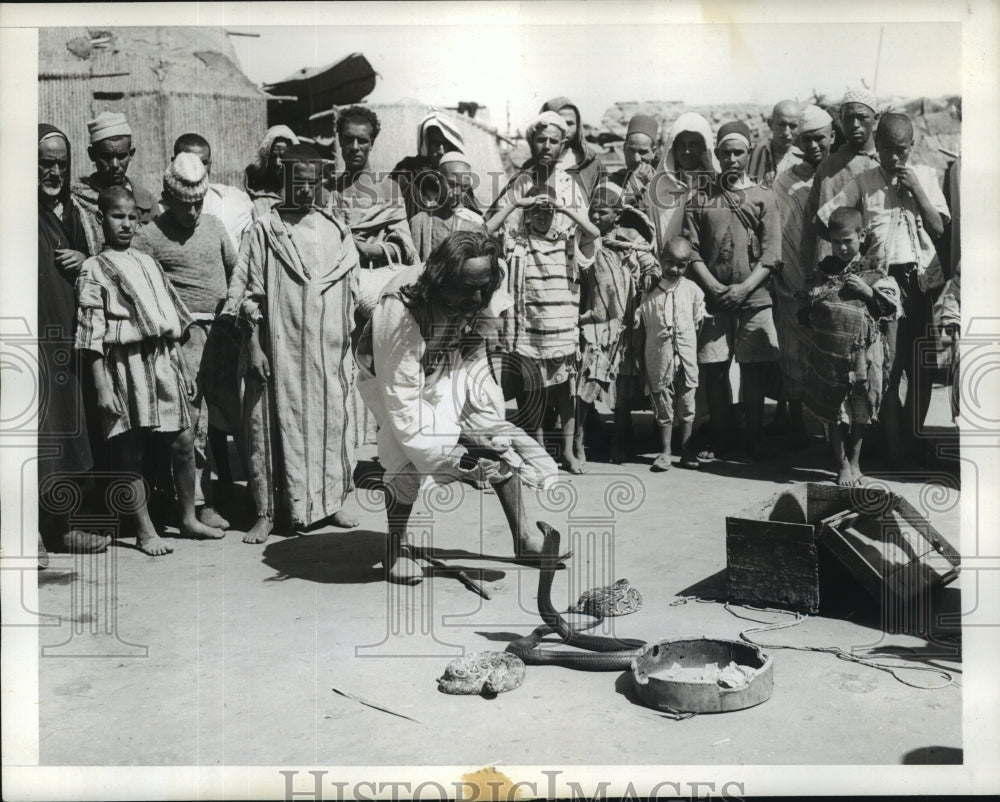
[88,111,132,143]
[163,152,209,203]
[800,104,833,133]
[841,88,878,114]
[626,114,659,142]
[715,120,753,150]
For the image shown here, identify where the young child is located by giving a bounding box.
[636,236,706,471]
[409,151,485,261]
[75,187,226,554]
[817,112,949,462]
[574,182,659,468]
[133,153,238,529]
[486,111,600,474]
[799,207,900,486]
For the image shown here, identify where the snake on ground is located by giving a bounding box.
[505,522,647,671]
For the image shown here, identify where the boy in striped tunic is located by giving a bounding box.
[75,186,226,555]
[487,112,600,472]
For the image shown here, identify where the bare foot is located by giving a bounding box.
[137,531,174,556]
[60,530,112,553]
[650,453,672,472]
[198,506,230,530]
[697,447,715,462]
[836,466,855,486]
[386,541,423,584]
[243,516,273,544]
[327,510,359,529]
[853,472,866,485]
[563,456,585,475]
[180,517,226,540]
[573,440,588,467]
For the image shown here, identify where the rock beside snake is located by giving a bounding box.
[505,522,646,671]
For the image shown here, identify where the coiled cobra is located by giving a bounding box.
[506,522,647,671]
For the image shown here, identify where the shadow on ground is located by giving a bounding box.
[261,530,387,584]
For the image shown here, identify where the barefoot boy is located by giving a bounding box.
[75,187,225,554]
[574,182,659,469]
[817,112,949,462]
[636,236,706,471]
[800,207,900,485]
[133,153,239,529]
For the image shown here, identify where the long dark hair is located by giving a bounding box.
[398,230,503,328]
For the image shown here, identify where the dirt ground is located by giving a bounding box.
[37,388,963,767]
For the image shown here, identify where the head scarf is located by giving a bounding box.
[660,112,721,174]
[438,151,471,168]
[539,96,585,149]
[38,123,73,210]
[529,110,570,137]
[841,88,879,115]
[800,104,833,133]
[716,120,753,151]
[417,110,464,158]
[253,125,300,174]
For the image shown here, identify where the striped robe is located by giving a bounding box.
[496,168,590,378]
[74,248,193,439]
[238,207,360,527]
[772,164,817,400]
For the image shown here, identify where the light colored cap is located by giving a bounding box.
[163,152,209,203]
[841,88,878,113]
[88,111,132,143]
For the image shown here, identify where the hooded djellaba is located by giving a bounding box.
[536,96,605,204]
[391,110,467,220]
[37,123,93,476]
[37,123,111,559]
[644,112,721,263]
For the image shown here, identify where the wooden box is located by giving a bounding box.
[725,483,959,613]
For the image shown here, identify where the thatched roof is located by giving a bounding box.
[39,27,268,194]
[39,27,264,99]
